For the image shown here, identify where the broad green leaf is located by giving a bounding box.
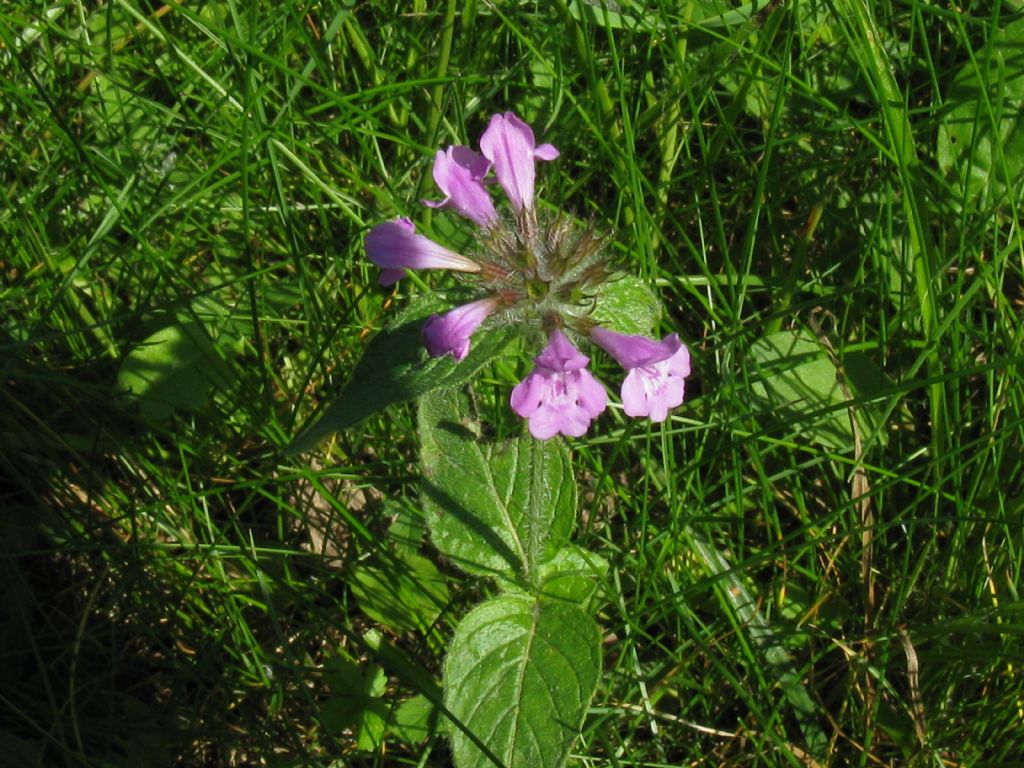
[189,289,298,346]
[444,595,600,768]
[538,544,608,604]
[287,299,515,454]
[320,656,388,744]
[386,499,429,555]
[357,699,389,751]
[186,295,249,352]
[362,628,444,711]
[418,388,576,586]
[390,694,438,745]
[319,694,371,738]
[937,18,1024,208]
[116,320,234,420]
[566,0,775,36]
[351,551,449,634]
[748,330,878,450]
[587,275,662,337]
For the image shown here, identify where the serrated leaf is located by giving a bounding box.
[444,595,600,768]
[287,299,515,454]
[587,275,661,336]
[320,657,386,734]
[538,544,608,604]
[363,627,443,704]
[418,388,576,586]
[390,695,438,745]
[322,655,367,693]
[351,551,449,634]
[357,699,389,751]
[937,18,1024,208]
[319,695,362,734]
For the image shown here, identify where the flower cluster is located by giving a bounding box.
[365,111,691,439]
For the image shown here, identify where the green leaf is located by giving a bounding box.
[418,388,576,586]
[386,499,429,555]
[587,274,662,336]
[390,695,438,745]
[937,18,1024,208]
[566,0,775,36]
[322,655,370,696]
[444,595,600,768]
[748,330,877,450]
[320,656,387,736]
[362,628,444,711]
[287,298,515,454]
[356,699,389,751]
[538,544,608,604]
[351,551,449,634]
[319,695,362,734]
[116,321,234,420]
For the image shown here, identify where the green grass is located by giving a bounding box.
[3,0,1024,765]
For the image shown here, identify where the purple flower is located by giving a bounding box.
[510,328,607,439]
[423,146,498,228]
[365,218,480,286]
[422,297,498,362]
[590,327,691,423]
[479,112,559,214]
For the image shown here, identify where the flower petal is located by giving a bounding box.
[619,357,688,422]
[665,343,692,377]
[593,327,690,423]
[510,372,546,418]
[510,331,607,439]
[571,369,608,418]
[556,408,591,438]
[534,143,560,161]
[422,297,497,361]
[365,218,480,285]
[479,112,557,213]
[591,327,682,369]
[423,146,497,228]
[534,328,589,372]
[524,403,565,440]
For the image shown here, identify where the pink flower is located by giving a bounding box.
[510,329,607,439]
[590,327,691,422]
[423,146,497,228]
[422,297,499,362]
[479,112,559,214]
[365,218,480,286]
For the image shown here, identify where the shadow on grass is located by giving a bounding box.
[0,342,351,764]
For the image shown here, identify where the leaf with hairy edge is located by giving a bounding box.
[287,297,515,454]
[444,594,600,768]
[586,274,661,337]
[418,388,576,586]
[538,544,608,605]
